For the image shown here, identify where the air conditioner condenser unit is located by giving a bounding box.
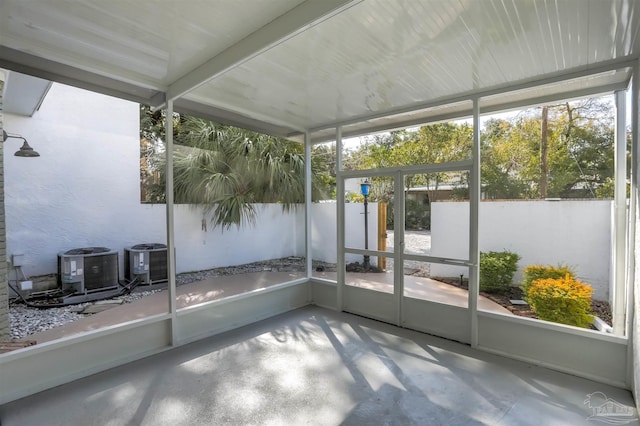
[124,243,168,285]
[57,247,119,294]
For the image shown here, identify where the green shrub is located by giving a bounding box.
[479,250,521,293]
[404,199,430,230]
[527,274,593,328]
[521,264,575,301]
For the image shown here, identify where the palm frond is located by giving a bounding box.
[156,118,306,230]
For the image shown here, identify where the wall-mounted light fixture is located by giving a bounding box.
[2,130,40,157]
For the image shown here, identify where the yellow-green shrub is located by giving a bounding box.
[527,274,593,328]
[521,264,575,301]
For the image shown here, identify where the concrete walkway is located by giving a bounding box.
[26,271,510,344]
[316,270,512,314]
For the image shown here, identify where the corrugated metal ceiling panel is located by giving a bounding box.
[0,0,638,139]
[187,0,638,138]
[0,0,306,88]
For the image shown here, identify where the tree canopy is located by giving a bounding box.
[140,96,621,230]
[342,96,620,201]
[480,98,618,199]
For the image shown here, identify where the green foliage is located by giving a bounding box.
[527,274,593,328]
[404,199,430,230]
[595,177,630,199]
[341,124,473,230]
[479,251,521,293]
[141,114,329,230]
[340,97,616,202]
[311,143,337,200]
[479,98,616,200]
[481,118,536,199]
[345,192,364,203]
[141,95,619,230]
[344,125,472,172]
[521,264,575,301]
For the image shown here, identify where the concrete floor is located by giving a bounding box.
[1,306,637,425]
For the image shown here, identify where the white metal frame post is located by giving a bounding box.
[469,99,480,347]
[336,127,345,311]
[628,61,640,386]
[394,172,404,327]
[614,90,628,335]
[304,132,313,302]
[165,100,178,345]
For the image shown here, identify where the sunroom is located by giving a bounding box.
[0,0,639,421]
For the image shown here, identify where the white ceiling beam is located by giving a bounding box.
[173,98,299,139]
[305,80,630,144]
[164,0,362,106]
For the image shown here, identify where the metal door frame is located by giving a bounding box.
[337,160,474,329]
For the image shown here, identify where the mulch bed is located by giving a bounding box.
[435,277,612,326]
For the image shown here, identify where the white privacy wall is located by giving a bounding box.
[3,83,304,278]
[311,202,378,264]
[172,204,305,272]
[430,200,612,301]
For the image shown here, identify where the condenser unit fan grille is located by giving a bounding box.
[149,250,168,282]
[84,255,119,290]
[125,243,168,285]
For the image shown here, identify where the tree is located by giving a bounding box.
[343,124,473,201]
[342,123,473,229]
[552,100,615,198]
[311,143,337,200]
[406,123,473,202]
[141,113,329,230]
[140,105,180,203]
[480,97,616,199]
[480,118,533,199]
[540,106,549,198]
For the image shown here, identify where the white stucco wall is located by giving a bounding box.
[311,202,378,264]
[3,83,305,279]
[4,83,144,276]
[171,204,305,273]
[430,200,613,301]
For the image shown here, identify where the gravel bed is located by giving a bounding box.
[175,256,310,284]
[9,289,165,340]
[8,257,317,341]
[9,304,90,340]
[384,230,431,273]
